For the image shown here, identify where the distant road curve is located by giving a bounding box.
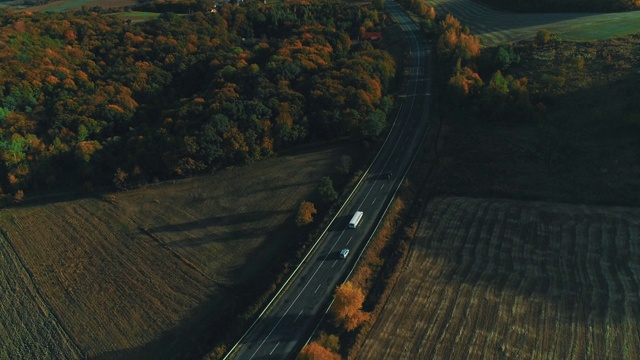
[425,0,640,45]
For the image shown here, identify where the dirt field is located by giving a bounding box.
[0,232,82,359]
[0,143,349,359]
[359,196,640,359]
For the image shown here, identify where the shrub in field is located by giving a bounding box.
[540,73,566,90]
[296,201,317,226]
[13,189,24,203]
[570,56,585,71]
[113,168,128,190]
[448,59,484,101]
[336,155,352,175]
[494,44,521,71]
[479,71,535,122]
[536,29,552,45]
[317,177,339,204]
[330,281,370,331]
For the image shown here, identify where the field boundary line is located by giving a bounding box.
[0,228,85,358]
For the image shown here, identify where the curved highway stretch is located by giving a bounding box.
[426,0,640,45]
[226,2,432,359]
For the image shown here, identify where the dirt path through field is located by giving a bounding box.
[359,196,640,359]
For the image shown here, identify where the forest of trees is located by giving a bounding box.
[393,0,542,124]
[0,0,395,198]
[474,0,640,13]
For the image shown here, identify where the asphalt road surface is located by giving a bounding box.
[227,2,432,359]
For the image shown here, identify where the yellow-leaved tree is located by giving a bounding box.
[299,342,340,360]
[330,281,370,331]
[296,201,317,226]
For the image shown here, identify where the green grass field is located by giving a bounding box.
[425,0,640,45]
[24,0,139,12]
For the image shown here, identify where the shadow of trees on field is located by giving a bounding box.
[95,210,311,359]
[243,180,319,196]
[93,291,231,360]
[150,210,290,234]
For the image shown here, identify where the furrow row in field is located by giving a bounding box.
[0,231,82,359]
[0,144,345,358]
[358,196,640,359]
[0,200,218,358]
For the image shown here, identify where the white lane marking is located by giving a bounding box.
[294,310,304,323]
[250,256,333,358]
[331,260,337,268]
[372,198,377,205]
[332,231,345,249]
[395,158,399,163]
[314,284,321,293]
[269,342,279,355]
[346,236,353,245]
[381,184,385,190]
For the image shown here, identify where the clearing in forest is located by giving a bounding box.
[359,196,640,359]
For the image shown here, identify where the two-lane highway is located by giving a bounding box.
[227,2,432,359]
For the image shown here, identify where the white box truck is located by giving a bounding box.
[349,211,364,229]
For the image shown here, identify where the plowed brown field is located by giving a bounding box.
[0,232,82,359]
[359,196,640,359]
[0,144,347,358]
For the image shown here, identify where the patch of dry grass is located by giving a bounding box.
[23,0,137,12]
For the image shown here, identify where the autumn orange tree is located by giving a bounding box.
[330,281,370,331]
[296,201,317,227]
[0,1,396,194]
[299,342,340,360]
[437,13,481,64]
[447,58,483,101]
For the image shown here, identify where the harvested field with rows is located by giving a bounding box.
[359,196,640,359]
[0,233,82,359]
[0,143,348,359]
